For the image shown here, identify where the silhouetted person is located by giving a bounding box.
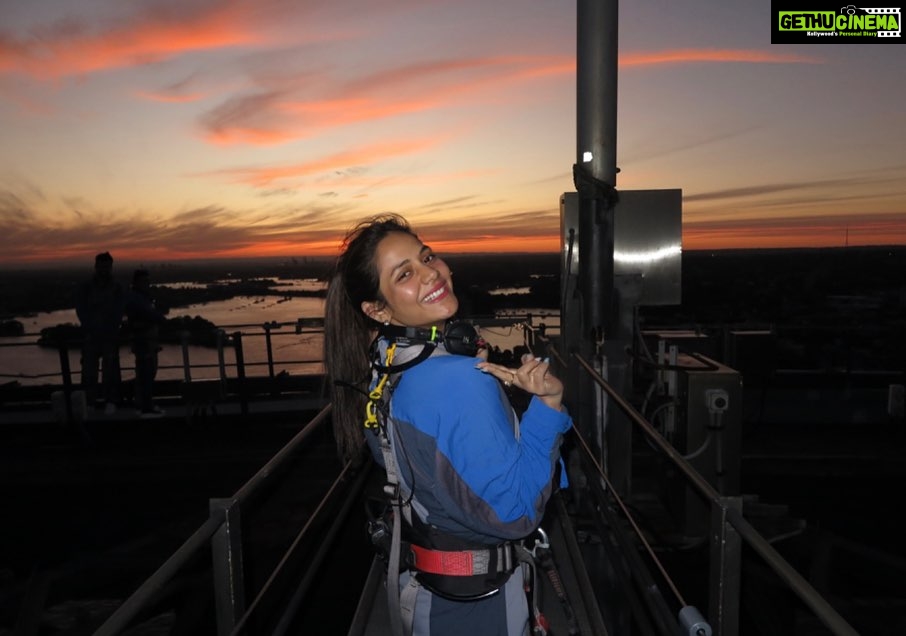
[126,269,167,418]
[75,252,126,414]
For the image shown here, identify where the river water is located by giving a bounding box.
[1,294,327,386]
[1,290,554,386]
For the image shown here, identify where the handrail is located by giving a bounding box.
[94,514,226,636]
[232,405,332,506]
[233,446,367,636]
[92,404,336,635]
[1,326,323,383]
[566,350,859,636]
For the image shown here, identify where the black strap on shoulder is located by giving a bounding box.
[369,332,437,375]
[371,342,436,374]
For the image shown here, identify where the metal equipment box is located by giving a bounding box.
[560,189,682,307]
[661,353,742,541]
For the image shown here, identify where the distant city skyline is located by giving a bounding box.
[1,1,904,265]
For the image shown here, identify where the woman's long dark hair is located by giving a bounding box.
[323,214,418,464]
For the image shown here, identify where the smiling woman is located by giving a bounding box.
[322,214,572,636]
[360,231,459,330]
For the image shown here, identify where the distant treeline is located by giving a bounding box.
[3,247,905,326]
[0,253,563,318]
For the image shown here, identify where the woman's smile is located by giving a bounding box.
[422,282,451,303]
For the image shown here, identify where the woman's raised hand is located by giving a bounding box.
[476,353,563,411]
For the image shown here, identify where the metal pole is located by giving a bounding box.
[576,0,629,494]
[576,0,619,335]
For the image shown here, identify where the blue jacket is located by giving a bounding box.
[377,348,571,545]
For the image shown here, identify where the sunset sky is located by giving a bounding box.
[0,0,904,266]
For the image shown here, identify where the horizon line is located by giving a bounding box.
[3,243,906,270]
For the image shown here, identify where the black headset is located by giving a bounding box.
[370,320,484,372]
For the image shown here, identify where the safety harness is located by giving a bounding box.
[363,340,579,636]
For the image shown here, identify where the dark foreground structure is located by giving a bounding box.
[1,302,905,635]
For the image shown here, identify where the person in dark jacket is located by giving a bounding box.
[324,215,571,636]
[75,252,126,414]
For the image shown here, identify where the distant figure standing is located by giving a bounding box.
[126,269,167,418]
[75,252,126,414]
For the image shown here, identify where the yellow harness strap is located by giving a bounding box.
[364,342,397,428]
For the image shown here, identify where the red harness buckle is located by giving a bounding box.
[410,545,476,575]
[409,543,515,577]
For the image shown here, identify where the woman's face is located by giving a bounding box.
[363,231,458,329]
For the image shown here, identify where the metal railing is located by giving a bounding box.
[0,318,326,385]
[1,319,328,427]
[91,403,372,636]
[561,348,860,636]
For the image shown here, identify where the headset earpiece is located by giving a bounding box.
[441,321,482,357]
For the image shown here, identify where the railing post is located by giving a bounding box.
[57,340,74,426]
[525,314,535,353]
[55,338,90,443]
[232,332,249,415]
[263,322,276,380]
[709,495,742,636]
[181,331,192,382]
[216,329,228,397]
[210,498,246,636]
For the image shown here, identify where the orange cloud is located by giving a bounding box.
[210,232,563,262]
[198,55,574,146]
[6,211,904,266]
[135,90,207,103]
[197,137,443,188]
[280,96,441,128]
[0,2,265,79]
[430,235,561,254]
[194,48,819,148]
[685,213,906,250]
[620,49,822,67]
[200,94,445,146]
[342,55,573,96]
